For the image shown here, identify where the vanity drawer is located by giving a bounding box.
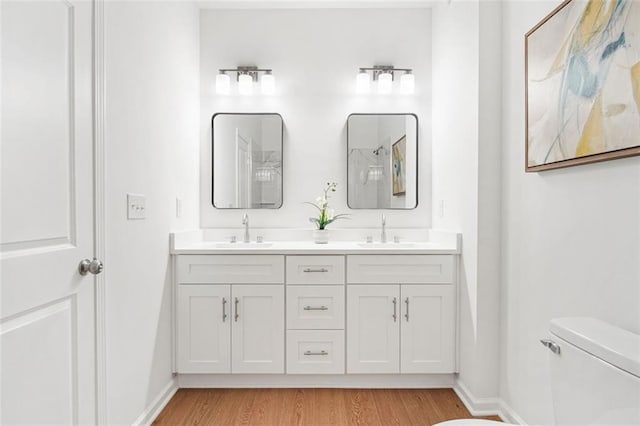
[286,256,345,285]
[286,286,345,330]
[176,255,284,284]
[286,330,345,374]
[347,255,454,284]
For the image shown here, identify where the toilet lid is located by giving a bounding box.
[434,420,515,426]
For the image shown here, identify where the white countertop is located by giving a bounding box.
[170,229,461,255]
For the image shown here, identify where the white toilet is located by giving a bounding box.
[437,317,640,425]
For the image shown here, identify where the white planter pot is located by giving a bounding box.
[313,229,330,244]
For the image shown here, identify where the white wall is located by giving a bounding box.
[200,8,432,230]
[500,1,640,424]
[104,2,200,424]
[432,0,502,405]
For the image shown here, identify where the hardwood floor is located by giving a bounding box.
[153,388,502,425]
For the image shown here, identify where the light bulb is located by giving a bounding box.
[356,70,371,94]
[215,73,230,95]
[400,72,415,94]
[377,72,393,94]
[261,72,275,95]
[238,73,253,95]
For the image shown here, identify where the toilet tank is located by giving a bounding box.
[548,317,640,425]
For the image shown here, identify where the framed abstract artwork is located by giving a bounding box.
[525,0,640,172]
[392,135,406,195]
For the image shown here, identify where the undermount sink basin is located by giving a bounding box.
[215,242,274,248]
[356,242,417,248]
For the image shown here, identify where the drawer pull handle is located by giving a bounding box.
[222,298,227,322]
[304,350,328,356]
[404,297,410,322]
[304,305,329,311]
[234,297,239,322]
[303,268,329,273]
[392,297,397,322]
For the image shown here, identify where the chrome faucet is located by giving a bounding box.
[242,213,250,243]
[381,214,387,243]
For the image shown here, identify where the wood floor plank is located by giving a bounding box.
[153,388,503,425]
[372,388,416,426]
[399,388,442,425]
[345,389,382,426]
[303,388,344,426]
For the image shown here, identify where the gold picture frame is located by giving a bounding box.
[525,0,640,172]
[392,135,406,195]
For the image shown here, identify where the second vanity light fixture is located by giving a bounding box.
[216,66,275,96]
[356,65,415,95]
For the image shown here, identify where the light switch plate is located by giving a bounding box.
[127,193,146,220]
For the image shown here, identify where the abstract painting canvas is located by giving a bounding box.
[392,135,406,195]
[525,0,640,172]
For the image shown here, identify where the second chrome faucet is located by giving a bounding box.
[381,213,387,243]
[242,213,250,243]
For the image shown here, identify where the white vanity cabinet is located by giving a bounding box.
[346,255,456,374]
[175,255,285,374]
[173,249,458,381]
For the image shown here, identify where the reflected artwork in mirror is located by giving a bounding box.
[347,113,418,209]
[212,113,283,209]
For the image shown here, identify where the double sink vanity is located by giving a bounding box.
[173,112,460,387]
[170,229,461,387]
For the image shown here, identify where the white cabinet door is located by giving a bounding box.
[401,285,455,373]
[347,285,400,374]
[177,285,231,373]
[232,285,284,373]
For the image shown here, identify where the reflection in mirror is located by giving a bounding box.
[212,113,283,209]
[347,113,418,209]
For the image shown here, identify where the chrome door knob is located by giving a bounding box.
[79,258,104,276]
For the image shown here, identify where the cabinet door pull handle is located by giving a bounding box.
[222,298,227,322]
[404,297,410,322]
[303,268,329,273]
[304,350,328,356]
[392,297,397,322]
[234,297,239,322]
[303,305,328,311]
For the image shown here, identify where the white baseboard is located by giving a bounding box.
[178,373,455,388]
[454,379,526,424]
[132,378,178,426]
[497,399,527,425]
[453,380,502,417]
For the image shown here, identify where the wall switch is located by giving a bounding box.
[438,200,445,218]
[176,198,182,218]
[127,193,146,220]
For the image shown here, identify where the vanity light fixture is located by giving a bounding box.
[215,73,231,95]
[215,66,275,95]
[400,70,415,94]
[366,165,385,181]
[356,69,371,94]
[255,167,276,182]
[238,73,254,95]
[356,66,415,95]
[377,71,393,94]
[261,70,276,95]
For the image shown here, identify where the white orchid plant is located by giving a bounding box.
[305,182,349,230]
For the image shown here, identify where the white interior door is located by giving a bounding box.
[1,1,97,424]
[400,285,456,373]
[231,285,284,373]
[346,285,400,374]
